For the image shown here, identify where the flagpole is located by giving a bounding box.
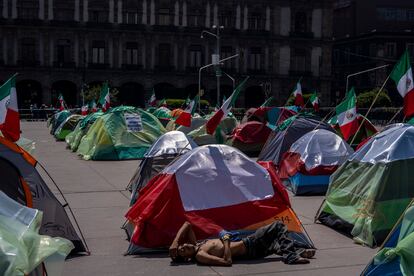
[349,74,391,146]
[386,107,403,125]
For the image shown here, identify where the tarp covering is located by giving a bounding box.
[125,145,314,250]
[317,124,414,247]
[188,117,238,145]
[77,106,166,160]
[258,115,335,166]
[363,200,414,276]
[54,114,83,141]
[0,192,74,276]
[241,107,296,125]
[65,111,104,151]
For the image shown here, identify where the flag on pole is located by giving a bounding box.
[310,92,319,112]
[58,94,66,111]
[81,104,89,115]
[206,77,249,135]
[175,95,199,127]
[149,89,157,107]
[99,81,111,112]
[0,75,20,142]
[185,96,191,106]
[390,50,414,118]
[261,96,274,107]
[90,100,97,112]
[336,88,359,141]
[158,98,167,108]
[293,82,304,107]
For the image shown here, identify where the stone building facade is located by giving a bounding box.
[0,0,333,108]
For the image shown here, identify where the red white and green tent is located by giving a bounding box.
[175,95,199,127]
[58,94,66,111]
[310,92,319,112]
[206,77,249,135]
[335,88,359,141]
[390,50,414,118]
[0,75,20,142]
[292,82,304,107]
[99,81,111,112]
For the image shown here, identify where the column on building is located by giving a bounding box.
[2,35,7,64]
[264,46,269,71]
[173,43,178,70]
[12,0,17,19]
[243,47,248,73]
[174,1,179,26]
[39,33,44,66]
[205,2,210,27]
[142,0,147,24]
[83,0,88,22]
[243,5,248,30]
[312,8,322,38]
[265,6,270,31]
[13,33,17,65]
[48,0,53,20]
[204,44,209,65]
[235,4,241,29]
[74,0,80,21]
[117,36,122,68]
[182,1,187,27]
[150,0,155,25]
[39,0,45,19]
[235,45,240,72]
[311,47,322,77]
[74,35,79,67]
[117,0,122,24]
[141,39,146,69]
[280,7,290,36]
[182,41,187,71]
[108,36,113,68]
[49,36,54,67]
[279,46,290,75]
[84,36,89,67]
[213,3,218,26]
[2,0,8,18]
[109,0,114,23]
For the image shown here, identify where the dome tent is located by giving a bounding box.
[258,114,336,166]
[280,129,354,195]
[317,124,414,247]
[77,106,166,160]
[227,121,271,156]
[125,145,314,252]
[49,110,71,135]
[187,116,238,145]
[54,114,84,141]
[166,116,207,134]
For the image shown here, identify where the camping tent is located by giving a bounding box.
[279,129,354,195]
[54,114,83,141]
[317,124,414,247]
[0,192,74,276]
[152,107,172,127]
[125,144,314,251]
[65,111,104,152]
[49,110,71,135]
[187,116,238,145]
[227,121,271,156]
[258,114,335,166]
[76,106,166,160]
[362,199,414,275]
[241,107,296,125]
[0,136,87,254]
[166,116,207,133]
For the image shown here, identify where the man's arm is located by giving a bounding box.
[169,222,197,258]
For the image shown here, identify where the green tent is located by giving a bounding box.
[317,124,414,247]
[77,106,166,160]
[54,114,84,141]
[152,107,172,127]
[65,111,104,152]
[49,110,71,135]
[187,116,238,145]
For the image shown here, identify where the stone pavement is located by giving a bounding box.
[22,121,377,276]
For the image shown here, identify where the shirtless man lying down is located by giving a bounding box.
[169,221,315,266]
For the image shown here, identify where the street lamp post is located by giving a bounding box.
[345,64,390,93]
[223,71,235,92]
[201,25,224,106]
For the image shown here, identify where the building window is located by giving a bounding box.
[92,41,105,64]
[249,47,262,71]
[18,0,38,19]
[294,12,308,33]
[189,45,202,68]
[158,44,171,68]
[124,12,139,24]
[219,12,233,28]
[188,12,200,27]
[21,38,36,63]
[248,13,263,30]
[56,39,71,65]
[291,48,309,72]
[385,43,396,57]
[54,2,74,21]
[221,46,233,69]
[377,8,414,22]
[90,10,108,23]
[125,42,139,65]
[158,9,170,25]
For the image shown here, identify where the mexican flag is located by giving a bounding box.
[0,75,20,142]
[310,92,319,112]
[81,104,89,115]
[58,94,65,111]
[99,81,110,112]
[90,100,97,112]
[390,50,414,118]
[261,96,274,107]
[175,95,199,127]
[336,88,358,141]
[158,98,167,108]
[149,89,157,107]
[206,77,249,135]
[293,82,304,107]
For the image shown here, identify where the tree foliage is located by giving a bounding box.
[81,84,119,105]
[356,88,391,108]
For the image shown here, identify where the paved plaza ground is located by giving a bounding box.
[22,121,377,276]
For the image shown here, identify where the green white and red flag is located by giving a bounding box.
[175,95,199,127]
[81,104,88,115]
[0,75,20,142]
[90,100,97,112]
[58,94,66,111]
[206,77,249,135]
[158,98,167,108]
[310,92,319,112]
[293,82,304,107]
[99,81,110,112]
[149,89,157,106]
[390,50,414,118]
[336,88,359,141]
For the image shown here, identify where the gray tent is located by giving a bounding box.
[0,139,87,255]
[124,131,197,254]
[258,115,335,166]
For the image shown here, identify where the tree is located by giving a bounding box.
[356,88,391,108]
[81,84,119,105]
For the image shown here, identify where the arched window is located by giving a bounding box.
[89,1,108,23]
[123,0,142,24]
[17,0,38,19]
[54,0,74,21]
[20,38,37,65]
